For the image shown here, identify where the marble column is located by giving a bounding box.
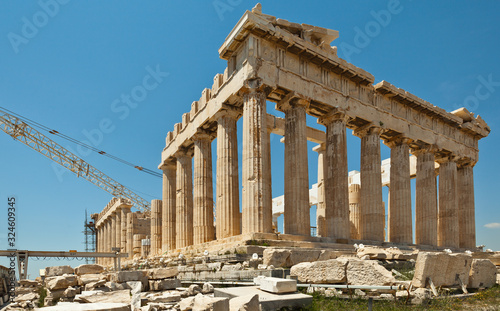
[265,128,273,231]
[126,213,135,259]
[437,156,459,248]
[111,213,117,250]
[414,147,438,246]
[319,112,350,241]
[121,207,130,254]
[103,220,109,264]
[96,225,101,264]
[458,162,476,249]
[176,150,193,248]
[386,138,412,244]
[242,88,272,234]
[193,133,215,244]
[150,199,162,255]
[355,126,384,241]
[216,111,240,239]
[349,184,361,239]
[162,164,176,251]
[115,210,121,251]
[281,98,310,236]
[314,144,326,237]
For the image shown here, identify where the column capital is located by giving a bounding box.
[161,160,177,171]
[435,153,459,164]
[318,108,350,126]
[457,157,477,168]
[192,129,213,142]
[411,144,439,156]
[174,147,194,159]
[244,78,263,91]
[214,105,242,121]
[353,123,383,138]
[276,92,310,112]
[382,135,412,148]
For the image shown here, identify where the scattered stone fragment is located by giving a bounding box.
[346,259,396,285]
[202,282,214,294]
[187,284,202,296]
[75,264,105,275]
[290,259,347,284]
[45,275,78,290]
[229,293,259,311]
[468,259,497,288]
[45,265,75,277]
[256,276,297,294]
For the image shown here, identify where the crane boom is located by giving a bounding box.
[0,110,150,212]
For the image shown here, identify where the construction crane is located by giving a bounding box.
[0,109,150,212]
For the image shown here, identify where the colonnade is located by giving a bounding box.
[157,92,477,254]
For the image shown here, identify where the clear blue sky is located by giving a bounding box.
[1,1,499,278]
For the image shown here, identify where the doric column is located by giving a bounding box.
[458,161,476,249]
[216,110,240,239]
[242,84,272,234]
[193,133,215,244]
[104,219,109,252]
[354,125,384,241]
[96,225,101,264]
[414,147,438,246]
[385,137,412,244]
[265,127,273,231]
[121,207,131,254]
[150,199,162,255]
[162,164,176,251]
[313,144,326,237]
[176,150,194,248]
[104,219,109,264]
[126,212,135,259]
[279,98,310,236]
[437,156,459,248]
[115,210,122,251]
[349,184,361,239]
[111,214,117,250]
[319,111,350,241]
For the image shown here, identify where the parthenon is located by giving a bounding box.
[94,4,490,262]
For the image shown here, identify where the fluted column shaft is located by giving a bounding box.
[320,114,350,240]
[349,184,361,239]
[315,145,326,237]
[105,219,110,263]
[216,113,240,239]
[265,128,273,231]
[121,207,130,254]
[242,90,272,234]
[126,213,135,259]
[97,226,101,264]
[283,100,310,236]
[111,214,117,250]
[438,158,459,248]
[193,135,215,244]
[176,152,193,248]
[162,165,176,251]
[115,211,121,251]
[151,199,162,255]
[387,139,412,244]
[356,126,384,241]
[415,149,437,246]
[458,164,475,249]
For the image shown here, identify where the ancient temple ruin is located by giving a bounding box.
[94,5,490,262]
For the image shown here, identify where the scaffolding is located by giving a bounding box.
[83,210,96,264]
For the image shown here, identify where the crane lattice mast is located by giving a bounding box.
[0,110,150,212]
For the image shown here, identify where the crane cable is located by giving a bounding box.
[0,106,162,178]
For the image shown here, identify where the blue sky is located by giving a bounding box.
[0,1,499,278]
